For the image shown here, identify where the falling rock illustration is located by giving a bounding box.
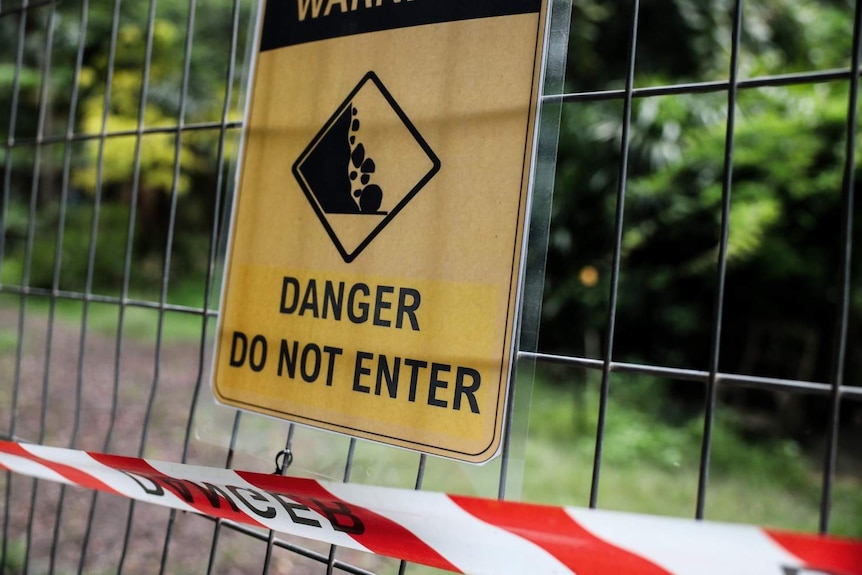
[292,71,440,262]
[300,103,385,214]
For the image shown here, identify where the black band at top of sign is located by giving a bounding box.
[260,0,543,51]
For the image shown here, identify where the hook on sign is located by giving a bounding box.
[273,448,293,475]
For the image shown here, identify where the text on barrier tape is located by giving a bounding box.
[0,440,860,575]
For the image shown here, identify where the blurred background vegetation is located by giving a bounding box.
[0,0,249,297]
[0,0,860,536]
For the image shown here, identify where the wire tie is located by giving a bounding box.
[273,448,293,475]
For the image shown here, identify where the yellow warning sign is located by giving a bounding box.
[213,0,549,463]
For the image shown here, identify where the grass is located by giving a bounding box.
[1,539,26,574]
[0,327,17,355]
[6,288,849,538]
[2,287,859,574]
[210,364,861,562]
[0,280,213,346]
[80,303,209,344]
[358,369,861,575]
[521,370,862,538]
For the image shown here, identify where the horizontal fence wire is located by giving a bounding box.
[1,121,244,149]
[547,67,862,103]
[519,351,862,400]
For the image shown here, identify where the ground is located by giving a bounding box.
[0,303,383,575]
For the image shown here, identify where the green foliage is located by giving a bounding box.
[50,300,208,343]
[2,202,129,294]
[544,0,859,397]
[0,538,26,574]
[71,17,212,196]
[524,376,861,536]
[626,83,850,274]
[530,372,807,479]
[0,64,41,96]
[0,328,17,355]
[0,0,247,303]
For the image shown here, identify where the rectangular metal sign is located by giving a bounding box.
[213,0,549,463]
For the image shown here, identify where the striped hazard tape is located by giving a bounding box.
[1,439,860,575]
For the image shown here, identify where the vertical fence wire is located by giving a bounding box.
[206,411,242,575]
[821,0,862,536]
[695,0,744,520]
[0,4,27,572]
[589,0,639,509]
[181,0,243,469]
[106,0,157,459]
[325,437,358,575]
[47,0,90,570]
[76,0,151,565]
[178,0,245,567]
[396,453,427,575]
[263,423,295,573]
[154,1,199,569]
[1,3,29,570]
[21,5,57,574]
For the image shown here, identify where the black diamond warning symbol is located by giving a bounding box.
[293,72,441,263]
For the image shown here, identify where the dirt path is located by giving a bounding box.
[0,304,375,574]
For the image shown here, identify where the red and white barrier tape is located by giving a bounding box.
[1,440,860,575]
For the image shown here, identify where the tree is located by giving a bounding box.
[0,0,251,295]
[543,0,859,433]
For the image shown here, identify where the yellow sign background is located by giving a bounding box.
[214,10,547,462]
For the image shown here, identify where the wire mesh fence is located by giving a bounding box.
[1,0,861,574]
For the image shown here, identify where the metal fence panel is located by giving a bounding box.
[2,0,860,573]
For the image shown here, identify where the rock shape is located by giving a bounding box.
[348,107,384,213]
[298,102,385,214]
[292,71,441,263]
